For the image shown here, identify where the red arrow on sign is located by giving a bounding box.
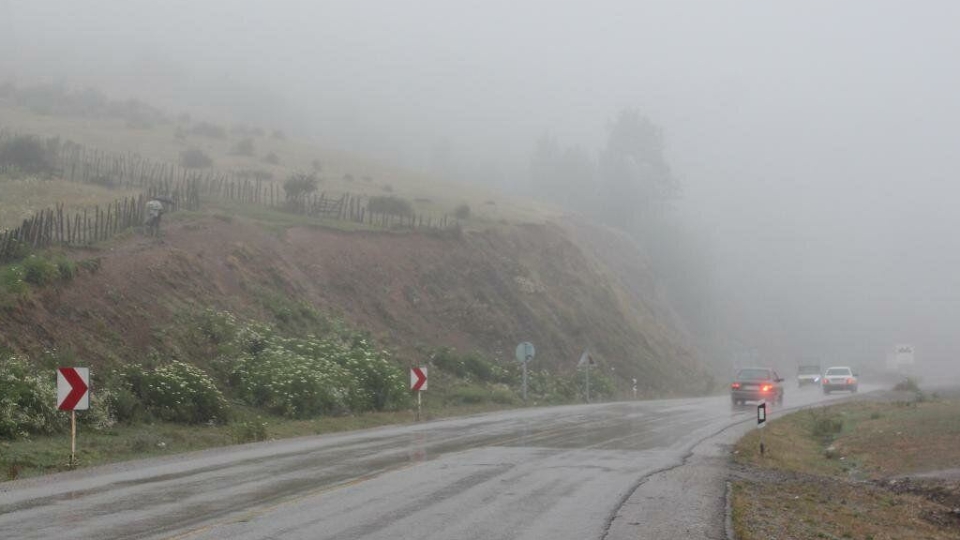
[58,368,89,411]
[410,367,428,391]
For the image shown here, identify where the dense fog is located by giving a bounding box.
[3,1,958,379]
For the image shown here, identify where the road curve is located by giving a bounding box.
[0,386,868,540]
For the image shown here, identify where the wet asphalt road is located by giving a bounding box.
[0,385,871,540]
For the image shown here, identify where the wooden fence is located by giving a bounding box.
[0,194,152,262]
[0,128,459,262]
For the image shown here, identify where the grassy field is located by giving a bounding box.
[0,401,515,483]
[731,394,960,540]
[0,174,138,230]
[0,103,558,227]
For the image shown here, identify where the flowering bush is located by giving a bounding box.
[195,310,409,418]
[0,356,60,439]
[177,310,409,418]
[229,335,408,418]
[123,361,227,424]
[231,345,352,417]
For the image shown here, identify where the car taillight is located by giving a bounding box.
[761,385,771,392]
[731,383,740,389]
[847,378,855,385]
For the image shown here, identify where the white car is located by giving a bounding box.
[822,366,858,394]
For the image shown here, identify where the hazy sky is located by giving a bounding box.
[3,1,959,370]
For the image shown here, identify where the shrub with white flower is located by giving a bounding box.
[123,361,227,424]
[220,321,408,417]
[0,356,60,439]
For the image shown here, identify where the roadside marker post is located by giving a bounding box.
[57,367,90,467]
[410,367,428,421]
[577,351,596,403]
[632,378,638,400]
[757,402,767,456]
[515,342,535,403]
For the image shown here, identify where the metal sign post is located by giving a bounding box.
[57,367,90,467]
[515,342,535,403]
[522,362,528,402]
[585,365,590,403]
[71,411,76,466]
[577,351,595,403]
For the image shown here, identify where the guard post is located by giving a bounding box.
[757,402,767,456]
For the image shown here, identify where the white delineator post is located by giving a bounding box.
[757,402,767,456]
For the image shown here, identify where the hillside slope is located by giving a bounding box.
[0,210,708,397]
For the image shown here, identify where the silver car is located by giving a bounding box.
[822,366,858,394]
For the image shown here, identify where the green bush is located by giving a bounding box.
[189,310,408,417]
[232,137,256,156]
[519,369,580,404]
[56,257,77,281]
[180,148,213,168]
[123,361,228,424]
[283,173,318,200]
[368,195,414,217]
[446,385,489,405]
[230,333,408,417]
[430,347,509,383]
[0,135,51,174]
[0,264,28,297]
[231,345,353,417]
[263,152,281,165]
[0,356,61,439]
[453,203,471,220]
[106,385,143,424]
[446,384,519,406]
[232,418,269,443]
[809,409,843,439]
[22,255,59,286]
[191,122,227,139]
[893,377,920,392]
[76,385,117,431]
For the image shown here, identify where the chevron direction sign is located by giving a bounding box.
[410,367,428,392]
[57,367,90,411]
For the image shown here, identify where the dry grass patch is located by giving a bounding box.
[732,397,960,540]
[733,478,959,540]
[839,399,960,477]
[0,175,137,230]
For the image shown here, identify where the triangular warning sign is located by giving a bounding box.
[578,351,595,367]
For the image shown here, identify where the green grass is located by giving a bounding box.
[206,199,379,235]
[735,398,960,479]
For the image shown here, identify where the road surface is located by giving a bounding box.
[0,386,870,540]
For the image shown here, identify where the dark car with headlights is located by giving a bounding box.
[731,367,784,405]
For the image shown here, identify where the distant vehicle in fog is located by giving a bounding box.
[730,367,784,405]
[822,366,858,394]
[796,363,821,388]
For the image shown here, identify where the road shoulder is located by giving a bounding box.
[605,418,753,540]
[729,393,960,540]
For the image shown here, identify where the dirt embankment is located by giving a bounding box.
[0,213,707,393]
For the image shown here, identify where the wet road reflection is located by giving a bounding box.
[0,387,871,540]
